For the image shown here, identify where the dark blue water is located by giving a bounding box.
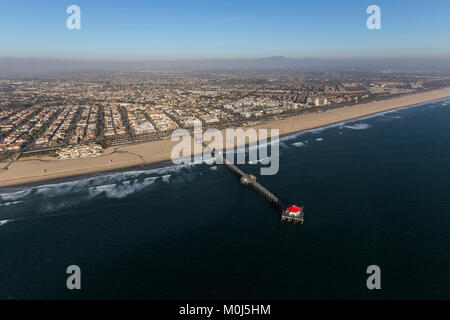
[1,99,450,299]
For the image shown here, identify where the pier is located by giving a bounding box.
[281,211,305,224]
[210,148,304,224]
[227,161,279,205]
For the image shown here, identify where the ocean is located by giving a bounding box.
[1,99,450,299]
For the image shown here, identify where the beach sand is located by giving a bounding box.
[1,87,450,188]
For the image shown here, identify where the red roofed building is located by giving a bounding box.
[285,205,302,217]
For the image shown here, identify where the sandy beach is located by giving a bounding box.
[1,87,450,188]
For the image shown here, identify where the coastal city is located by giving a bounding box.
[1,70,449,161]
[3,0,450,304]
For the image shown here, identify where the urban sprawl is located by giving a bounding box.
[1,71,449,161]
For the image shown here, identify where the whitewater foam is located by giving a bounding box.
[0,220,10,226]
[0,161,200,203]
[0,200,23,207]
[280,121,346,142]
[344,123,371,130]
[248,157,271,165]
[88,177,158,199]
[292,142,306,147]
[0,189,33,202]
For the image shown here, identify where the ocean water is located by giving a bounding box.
[1,99,450,299]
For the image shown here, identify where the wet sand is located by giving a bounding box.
[1,87,450,188]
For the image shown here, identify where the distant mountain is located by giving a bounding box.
[267,56,288,60]
[1,56,450,75]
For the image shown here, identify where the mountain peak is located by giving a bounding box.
[267,56,288,60]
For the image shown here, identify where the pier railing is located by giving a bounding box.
[204,144,303,224]
[214,151,280,206]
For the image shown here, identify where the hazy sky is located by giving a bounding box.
[1,0,449,60]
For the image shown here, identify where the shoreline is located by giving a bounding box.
[1,87,450,190]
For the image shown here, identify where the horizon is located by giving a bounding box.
[3,56,450,75]
[3,55,450,62]
[1,0,450,60]
[3,55,450,75]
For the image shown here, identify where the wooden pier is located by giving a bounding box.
[211,148,304,224]
[281,211,305,224]
[214,152,279,203]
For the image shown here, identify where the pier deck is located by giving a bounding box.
[206,145,303,224]
[214,152,279,204]
[281,211,305,224]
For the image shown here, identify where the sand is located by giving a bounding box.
[1,87,450,188]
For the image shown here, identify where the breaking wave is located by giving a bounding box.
[0,201,23,207]
[0,220,10,226]
[0,189,32,202]
[292,142,306,147]
[88,177,159,199]
[0,160,212,221]
[344,123,371,130]
[280,121,346,143]
[248,157,271,165]
[161,175,171,183]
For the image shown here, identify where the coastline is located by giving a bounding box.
[1,87,450,189]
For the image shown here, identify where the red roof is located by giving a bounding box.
[286,205,301,213]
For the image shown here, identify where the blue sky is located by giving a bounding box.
[0,0,449,60]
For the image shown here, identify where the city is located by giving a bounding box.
[1,69,448,161]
